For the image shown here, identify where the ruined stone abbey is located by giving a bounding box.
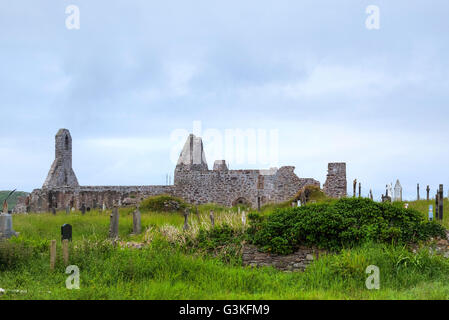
[16,129,347,212]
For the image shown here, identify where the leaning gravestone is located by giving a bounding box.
[61,224,72,242]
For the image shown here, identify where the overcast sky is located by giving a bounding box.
[1,1,448,200]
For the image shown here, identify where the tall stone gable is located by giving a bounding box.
[42,129,79,188]
[323,162,347,198]
[176,133,208,171]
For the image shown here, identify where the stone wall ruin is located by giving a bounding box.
[16,129,347,212]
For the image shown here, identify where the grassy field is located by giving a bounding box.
[1,201,449,300]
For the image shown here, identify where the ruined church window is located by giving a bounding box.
[65,135,69,151]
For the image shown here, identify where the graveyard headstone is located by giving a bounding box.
[132,208,141,235]
[394,180,402,202]
[0,213,18,239]
[417,184,420,201]
[61,224,72,242]
[209,210,215,228]
[183,209,189,231]
[109,207,119,239]
[353,179,357,197]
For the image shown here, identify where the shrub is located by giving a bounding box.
[195,224,245,264]
[247,198,446,254]
[139,195,189,213]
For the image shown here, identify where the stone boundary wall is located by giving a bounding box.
[22,185,175,213]
[242,244,325,272]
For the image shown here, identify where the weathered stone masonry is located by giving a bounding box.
[16,129,347,212]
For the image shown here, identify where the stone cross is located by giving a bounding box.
[109,207,119,239]
[209,210,215,228]
[132,208,141,235]
[61,224,72,242]
[426,185,430,201]
[183,209,189,231]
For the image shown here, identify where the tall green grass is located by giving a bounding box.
[2,208,449,300]
[1,240,449,300]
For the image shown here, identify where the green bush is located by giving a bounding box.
[139,195,189,213]
[195,225,245,264]
[247,198,446,254]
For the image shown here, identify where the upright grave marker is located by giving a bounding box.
[61,224,72,242]
[50,240,56,270]
[427,185,430,201]
[241,210,246,227]
[109,207,119,239]
[438,184,444,220]
[183,209,189,231]
[353,179,357,197]
[394,180,402,202]
[0,199,18,240]
[209,210,215,228]
[417,184,420,201]
[132,208,141,235]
